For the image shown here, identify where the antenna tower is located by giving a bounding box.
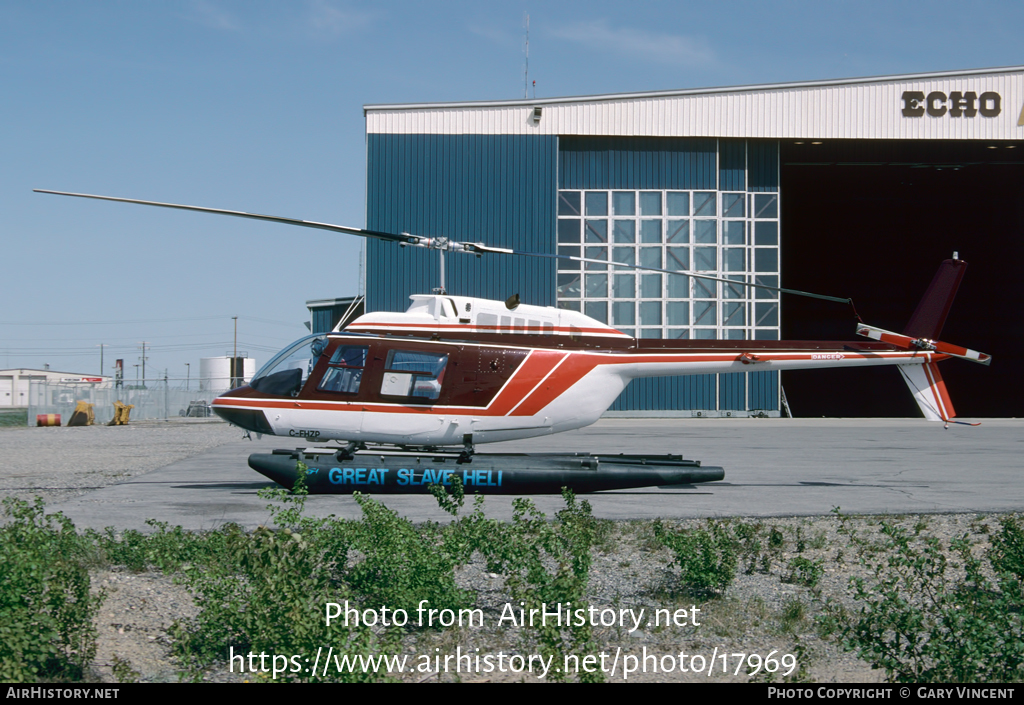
[523,13,529,99]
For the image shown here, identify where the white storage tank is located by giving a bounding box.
[199,356,256,393]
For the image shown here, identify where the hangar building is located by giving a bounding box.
[363,66,1024,418]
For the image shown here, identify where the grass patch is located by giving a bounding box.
[0,409,28,428]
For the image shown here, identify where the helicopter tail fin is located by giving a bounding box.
[901,256,967,341]
[897,362,973,424]
[856,257,988,426]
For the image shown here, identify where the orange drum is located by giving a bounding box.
[36,414,61,427]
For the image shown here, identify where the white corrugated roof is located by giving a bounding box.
[365,66,1024,141]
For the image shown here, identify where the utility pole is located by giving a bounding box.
[139,342,149,389]
[232,316,239,388]
[99,343,104,377]
[185,363,190,391]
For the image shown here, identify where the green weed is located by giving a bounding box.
[0,498,102,682]
[655,520,737,597]
[821,515,1024,683]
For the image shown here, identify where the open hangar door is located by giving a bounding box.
[779,139,1024,418]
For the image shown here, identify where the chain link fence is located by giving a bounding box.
[26,378,230,425]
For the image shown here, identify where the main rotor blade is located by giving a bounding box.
[511,249,852,304]
[35,188,850,305]
[33,189,419,245]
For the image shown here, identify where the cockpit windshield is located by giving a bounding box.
[249,334,327,396]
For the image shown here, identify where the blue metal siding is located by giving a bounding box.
[747,370,779,411]
[366,134,557,312]
[559,137,717,190]
[365,132,779,415]
[747,139,780,192]
[312,309,334,335]
[718,373,746,410]
[609,375,717,411]
[719,139,746,191]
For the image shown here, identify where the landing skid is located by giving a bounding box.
[248,448,725,494]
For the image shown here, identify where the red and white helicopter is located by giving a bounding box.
[35,189,991,493]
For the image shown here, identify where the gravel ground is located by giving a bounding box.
[0,421,1015,683]
[0,419,239,505]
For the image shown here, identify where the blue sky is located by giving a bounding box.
[2,0,1022,380]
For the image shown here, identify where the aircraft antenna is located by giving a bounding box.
[523,13,529,99]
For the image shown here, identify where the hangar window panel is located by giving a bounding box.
[754,194,778,219]
[666,220,689,243]
[754,275,779,300]
[585,192,608,216]
[755,221,778,245]
[694,301,716,325]
[693,278,716,299]
[722,220,746,245]
[558,219,581,243]
[557,273,581,298]
[559,191,582,216]
[558,300,581,312]
[694,246,717,271]
[612,220,636,243]
[585,246,608,270]
[666,247,689,272]
[584,220,608,243]
[641,274,661,299]
[694,220,717,244]
[612,247,636,268]
[723,302,746,327]
[558,245,581,268]
[640,302,662,326]
[722,193,745,218]
[585,273,608,298]
[640,192,662,215]
[754,248,778,273]
[613,192,636,215]
[613,274,635,298]
[640,220,662,242]
[612,301,635,326]
[694,192,717,217]
[755,302,779,327]
[585,301,608,324]
[667,273,689,298]
[724,248,746,272]
[724,276,747,299]
[556,186,778,344]
[666,192,689,216]
[666,302,689,326]
[640,247,662,269]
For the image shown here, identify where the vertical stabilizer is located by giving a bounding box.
[902,258,967,341]
[899,363,955,422]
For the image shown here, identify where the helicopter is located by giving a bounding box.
[34,189,991,494]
